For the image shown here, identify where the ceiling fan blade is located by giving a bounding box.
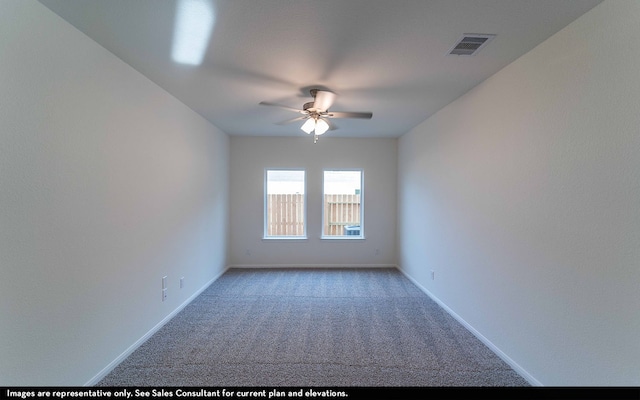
[327,111,373,119]
[276,116,309,125]
[259,101,306,114]
[325,118,337,131]
[313,90,337,111]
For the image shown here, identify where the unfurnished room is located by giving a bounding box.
[1,0,639,393]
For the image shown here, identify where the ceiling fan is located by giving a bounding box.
[259,89,373,143]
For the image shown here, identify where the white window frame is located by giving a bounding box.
[321,169,364,240]
[263,168,307,240]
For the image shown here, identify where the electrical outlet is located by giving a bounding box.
[180,277,184,289]
[375,248,380,256]
[431,270,435,280]
[162,276,168,301]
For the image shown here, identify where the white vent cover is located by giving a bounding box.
[448,34,496,56]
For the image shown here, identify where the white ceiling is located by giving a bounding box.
[38,0,602,138]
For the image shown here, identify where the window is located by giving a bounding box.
[264,169,306,238]
[322,170,363,238]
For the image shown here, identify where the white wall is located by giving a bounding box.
[398,0,640,386]
[0,0,229,385]
[230,136,396,267]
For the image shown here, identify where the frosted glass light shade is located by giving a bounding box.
[315,118,329,135]
[300,118,315,134]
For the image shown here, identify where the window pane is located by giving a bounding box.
[265,170,305,237]
[323,170,363,237]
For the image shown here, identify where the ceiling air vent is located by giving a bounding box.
[448,34,496,56]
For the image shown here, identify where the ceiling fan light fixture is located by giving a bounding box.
[300,118,315,134]
[260,88,373,140]
[314,118,329,135]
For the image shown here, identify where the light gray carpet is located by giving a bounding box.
[97,267,530,387]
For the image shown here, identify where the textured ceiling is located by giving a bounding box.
[38,0,602,138]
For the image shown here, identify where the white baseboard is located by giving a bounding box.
[229,264,397,269]
[397,266,542,387]
[84,266,229,386]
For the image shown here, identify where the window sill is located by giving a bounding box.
[320,236,366,240]
[262,237,308,242]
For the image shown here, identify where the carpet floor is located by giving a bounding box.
[97,267,530,387]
